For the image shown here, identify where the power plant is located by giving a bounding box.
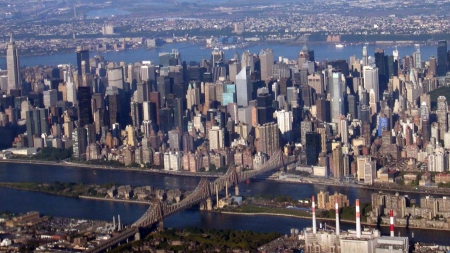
[304,197,409,253]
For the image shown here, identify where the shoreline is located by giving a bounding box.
[0,159,222,178]
[79,196,151,205]
[220,211,450,232]
[268,178,450,196]
[0,183,152,205]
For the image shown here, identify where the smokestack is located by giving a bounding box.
[335,197,340,236]
[118,215,121,231]
[312,196,317,234]
[113,216,116,230]
[356,199,361,238]
[390,209,395,237]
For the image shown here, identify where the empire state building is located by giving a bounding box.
[7,34,21,94]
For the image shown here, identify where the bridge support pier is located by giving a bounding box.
[235,185,239,196]
[158,220,164,231]
[206,197,213,211]
[215,184,219,208]
[135,231,141,241]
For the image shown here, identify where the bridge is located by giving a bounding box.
[86,150,296,253]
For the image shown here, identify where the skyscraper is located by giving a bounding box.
[374,48,387,89]
[236,67,252,107]
[76,49,90,76]
[7,34,21,94]
[437,96,448,141]
[437,40,448,76]
[257,122,280,157]
[77,86,92,128]
[330,72,345,122]
[259,49,274,81]
[362,46,369,66]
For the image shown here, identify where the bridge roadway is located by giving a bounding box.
[86,151,296,253]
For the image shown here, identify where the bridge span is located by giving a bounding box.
[86,150,296,253]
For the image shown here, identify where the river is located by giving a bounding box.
[1,162,450,245]
[0,42,440,70]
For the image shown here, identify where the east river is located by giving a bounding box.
[0,162,450,244]
[0,42,441,70]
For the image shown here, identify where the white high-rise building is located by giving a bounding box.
[107,67,124,89]
[65,67,77,103]
[362,46,369,66]
[43,90,58,108]
[209,126,224,151]
[363,66,379,103]
[276,110,293,142]
[186,82,200,109]
[236,67,252,107]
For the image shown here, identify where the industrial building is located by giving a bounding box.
[304,197,409,253]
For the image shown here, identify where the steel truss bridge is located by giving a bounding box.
[86,151,296,253]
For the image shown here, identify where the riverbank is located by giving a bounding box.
[0,159,222,178]
[220,209,450,232]
[79,196,151,205]
[269,177,450,196]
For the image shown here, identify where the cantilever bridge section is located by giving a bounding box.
[86,150,296,253]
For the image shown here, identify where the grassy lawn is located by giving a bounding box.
[231,204,312,217]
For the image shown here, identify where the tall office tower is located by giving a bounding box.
[236,67,252,106]
[241,51,255,72]
[130,102,142,129]
[393,46,399,62]
[168,130,181,151]
[186,82,200,110]
[106,93,120,127]
[222,83,237,106]
[257,122,280,157]
[211,49,224,64]
[420,101,430,121]
[437,96,448,141]
[209,126,224,151]
[107,67,124,89]
[315,97,329,122]
[330,72,345,123]
[25,108,48,147]
[300,84,314,108]
[135,82,148,103]
[158,49,181,67]
[276,110,293,142]
[413,46,422,69]
[66,68,77,103]
[76,49,90,76]
[363,66,380,114]
[347,94,357,119]
[362,46,369,66]
[77,86,92,128]
[259,49,274,81]
[43,90,58,108]
[301,120,313,145]
[298,45,314,68]
[140,64,156,82]
[149,92,161,125]
[374,48,387,89]
[305,132,320,165]
[156,76,172,104]
[428,56,437,77]
[158,107,174,133]
[340,118,349,143]
[173,98,184,132]
[229,61,241,83]
[308,73,324,94]
[437,40,448,76]
[386,55,397,79]
[6,34,21,94]
[257,89,273,124]
[72,127,87,160]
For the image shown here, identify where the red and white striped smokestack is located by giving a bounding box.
[312,196,317,234]
[356,199,361,238]
[390,209,395,237]
[335,197,340,236]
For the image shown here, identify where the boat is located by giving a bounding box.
[335,44,344,48]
